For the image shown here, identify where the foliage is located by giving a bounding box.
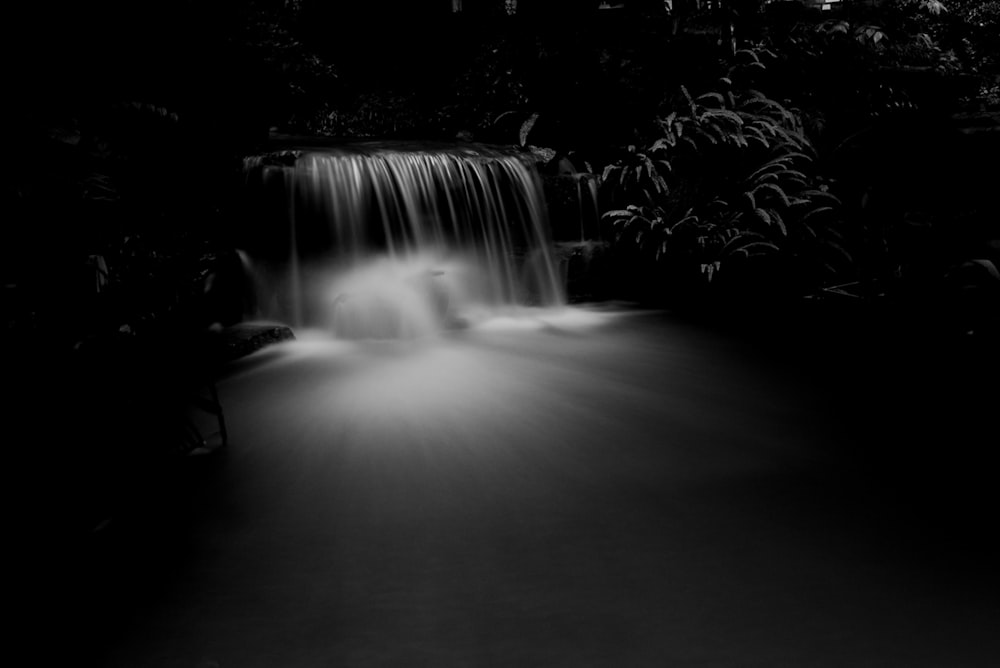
[434,34,534,139]
[762,0,1000,117]
[238,1,338,95]
[600,49,850,299]
[845,0,999,76]
[963,80,1000,111]
[234,0,340,130]
[418,10,685,149]
[942,254,1000,337]
[766,18,927,122]
[5,100,241,352]
[305,92,423,138]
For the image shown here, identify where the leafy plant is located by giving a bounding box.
[941,255,1000,337]
[599,54,850,298]
[237,0,339,106]
[308,91,422,138]
[764,6,983,123]
[442,36,533,138]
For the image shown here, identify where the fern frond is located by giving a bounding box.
[681,85,697,116]
[697,92,727,108]
[800,205,835,221]
[747,160,788,183]
[801,190,842,205]
[651,137,672,152]
[519,112,539,147]
[770,208,787,235]
[600,164,619,183]
[700,108,745,126]
[721,230,765,254]
[731,241,780,257]
[752,182,792,207]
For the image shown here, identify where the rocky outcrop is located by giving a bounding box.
[218,323,296,362]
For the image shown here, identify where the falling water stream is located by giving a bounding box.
[243,143,564,337]
[70,142,1000,667]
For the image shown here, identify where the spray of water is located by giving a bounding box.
[243,143,565,338]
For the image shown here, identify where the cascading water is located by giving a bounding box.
[99,139,999,668]
[242,143,565,338]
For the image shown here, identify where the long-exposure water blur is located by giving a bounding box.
[24,136,987,668]
[10,3,1000,665]
[63,300,996,668]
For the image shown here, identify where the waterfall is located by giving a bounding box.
[242,142,565,338]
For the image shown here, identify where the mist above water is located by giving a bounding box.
[87,140,1000,667]
[149,302,998,667]
[243,144,564,338]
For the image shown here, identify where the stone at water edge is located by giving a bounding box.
[218,323,296,361]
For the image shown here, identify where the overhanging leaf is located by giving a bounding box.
[651,138,672,152]
[801,206,835,221]
[965,259,1000,281]
[752,183,792,207]
[801,190,842,206]
[770,208,787,235]
[519,112,539,147]
[732,241,780,257]
[721,230,766,254]
[697,92,727,108]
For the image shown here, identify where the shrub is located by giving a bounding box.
[600,50,850,302]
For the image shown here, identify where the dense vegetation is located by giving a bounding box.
[1,2,997,592]
[4,2,999,460]
[7,0,1000,341]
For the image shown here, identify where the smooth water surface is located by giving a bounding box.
[83,305,999,667]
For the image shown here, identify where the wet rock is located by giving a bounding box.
[218,322,295,361]
[951,111,1000,137]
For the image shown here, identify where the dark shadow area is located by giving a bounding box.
[5,1,1000,665]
